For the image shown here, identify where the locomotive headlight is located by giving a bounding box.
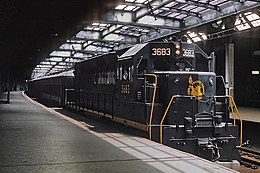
[209,77,214,87]
[175,42,181,56]
[175,43,181,49]
[175,50,181,56]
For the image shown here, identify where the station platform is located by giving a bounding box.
[0,91,239,173]
[236,107,260,123]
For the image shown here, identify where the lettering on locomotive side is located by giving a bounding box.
[187,76,205,100]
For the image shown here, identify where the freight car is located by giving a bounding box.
[27,70,74,107]
[28,41,242,163]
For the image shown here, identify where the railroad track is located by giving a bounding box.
[238,146,260,170]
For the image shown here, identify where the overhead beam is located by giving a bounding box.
[183,0,220,11]
[150,4,260,42]
[48,55,88,60]
[160,7,201,18]
[71,36,137,44]
[135,0,174,21]
[98,19,181,30]
[57,48,109,54]
[102,10,182,31]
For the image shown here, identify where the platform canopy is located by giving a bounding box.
[31,0,260,79]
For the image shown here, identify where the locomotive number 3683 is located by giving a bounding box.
[152,48,171,56]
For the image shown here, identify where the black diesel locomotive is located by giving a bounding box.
[29,41,242,162]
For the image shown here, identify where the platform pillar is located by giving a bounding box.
[225,43,234,97]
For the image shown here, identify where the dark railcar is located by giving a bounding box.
[27,71,74,107]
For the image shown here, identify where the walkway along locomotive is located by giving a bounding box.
[28,41,242,163]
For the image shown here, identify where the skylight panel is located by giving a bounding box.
[210,0,227,5]
[124,5,136,11]
[85,27,94,30]
[192,37,201,42]
[187,39,192,43]
[50,51,71,57]
[34,68,47,70]
[154,9,163,15]
[93,27,101,31]
[251,20,260,27]
[199,33,207,40]
[133,33,141,37]
[122,26,129,30]
[59,62,72,66]
[49,57,63,62]
[165,2,178,8]
[133,6,140,11]
[92,22,100,26]
[135,0,147,3]
[187,31,207,42]
[65,58,81,63]
[41,61,56,65]
[235,16,251,31]
[235,16,245,25]
[142,29,150,33]
[99,23,108,27]
[236,23,251,31]
[191,7,205,13]
[176,14,187,19]
[182,5,196,11]
[159,10,171,16]
[53,65,66,69]
[187,31,197,38]
[66,40,83,44]
[246,13,260,21]
[198,0,208,3]
[37,65,52,68]
[168,13,179,18]
[115,4,127,10]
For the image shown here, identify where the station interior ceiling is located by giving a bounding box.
[0,0,259,105]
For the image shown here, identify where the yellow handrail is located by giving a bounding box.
[160,95,176,144]
[144,74,158,140]
[228,87,242,146]
[228,95,243,146]
[230,101,236,125]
